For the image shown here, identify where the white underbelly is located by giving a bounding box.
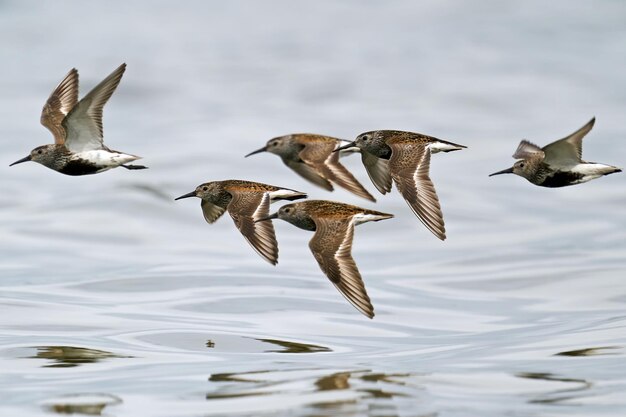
[72,150,140,166]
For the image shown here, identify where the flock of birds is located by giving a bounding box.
[10,64,622,318]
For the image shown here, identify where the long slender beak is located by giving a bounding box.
[255,212,278,223]
[245,146,267,158]
[333,141,357,153]
[9,155,32,166]
[489,167,514,177]
[174,191,197,201]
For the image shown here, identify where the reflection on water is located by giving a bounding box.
[255,338,332,354]
[209,370,271,383]
[28,346,130,368]
[207,368,416,416]
[41,394,122,416]
[516,372,592,405]
[311,371,413,417]
[555,346,621,357]
[315,372,351,390]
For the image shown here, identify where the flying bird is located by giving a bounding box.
[335,130,466,240]
[259,199,393,318]
[246,134,375,201]
[175,180,306,265]
[10,64,147,175]
[490,117,621,187]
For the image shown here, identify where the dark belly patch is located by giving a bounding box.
[541,171,584,188]
[60,160,103,176]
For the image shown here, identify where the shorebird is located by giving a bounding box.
[245,134,375,201]
[335,130,466,241]
[10,63,147,175]
[490,117,621,187]
[175,180,306,265]
[259,200,393,318]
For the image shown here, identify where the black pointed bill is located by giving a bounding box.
[174,191,197,200]
[9,155,32,166]
[333,141,357,153]
[489,167,514,177]
[254,212,278,223]
[244,146,267,158]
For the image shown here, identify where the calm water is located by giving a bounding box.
[1,1,626,416]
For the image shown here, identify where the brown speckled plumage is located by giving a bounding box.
[265,200,393,318]
[246,134,375,201]
[335,130,466,241]
[175,180,307,265]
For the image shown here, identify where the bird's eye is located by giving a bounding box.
[284,208,291,213]
[361,135,369,141]
[37,149,43,154]
[271,142,278,146]
[519,162,525,168]
[202,187,208,191]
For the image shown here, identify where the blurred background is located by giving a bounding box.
[1,1,625,416]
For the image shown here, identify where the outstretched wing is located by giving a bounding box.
[40,68,79,144]
[360,151,392,194]
[62,63,126,152]
[543,117,595,166]
[201,200,227,224]
[322,151,376,201]
[309,216,374,318]
[389,142,446,241]
[227,191,278,265]
[300,141,375,201]
[513,140,544,160]
[286,160,334,191]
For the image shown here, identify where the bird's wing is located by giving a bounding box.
[513,140,544,160]
[40,68,79,145]
[298,139,336,164]
[201,199,227,224]
[286,160,334,191]
[389,142,446,241]
[542,117,595,166]
[227,191,278,265]
[299,141,375,201]
[309,216,374,318]
[361,151,392,194]
[62,63,126,152]
[323,151,376,201]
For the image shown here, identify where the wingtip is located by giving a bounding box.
[112,63,127,76]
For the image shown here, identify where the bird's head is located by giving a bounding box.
[10,145,59,168]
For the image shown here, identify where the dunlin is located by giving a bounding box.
[175,180,307,265]
[10,63,147,175]
[259,200,393,318]
[245,134,375,201]
[490,117,621,187]
[335,130,466,241]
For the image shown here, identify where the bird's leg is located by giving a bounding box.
[121,164,148,170]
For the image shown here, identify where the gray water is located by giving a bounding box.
[1,1,626,416]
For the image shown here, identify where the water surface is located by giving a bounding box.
[1,1,625,416]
